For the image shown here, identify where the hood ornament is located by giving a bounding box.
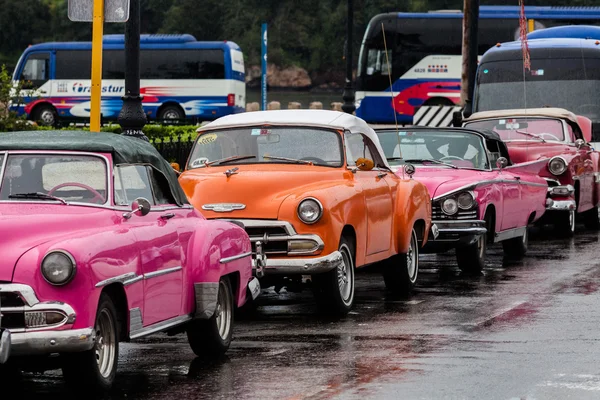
[224,167,239,177]
[202,203,246,213]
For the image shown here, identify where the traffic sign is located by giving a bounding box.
[68,0,130,23]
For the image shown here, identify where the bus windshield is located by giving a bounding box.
[475,58,600,120]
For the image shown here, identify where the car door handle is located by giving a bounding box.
[160,213,175,220]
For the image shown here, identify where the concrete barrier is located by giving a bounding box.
[267,101,281,110]
[309,101,323,109]
[330,102,343,111]
[246,102,260,112]
[287,102,302,109]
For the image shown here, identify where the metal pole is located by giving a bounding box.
[341,0,355,114]
[460,0,479,117]
[90,0,104,132]
[118,0,148,141]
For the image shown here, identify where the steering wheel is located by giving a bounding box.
[300,157,327,164]
[440,155,464,161]
[537,132,561,141]
[48,182,105,204]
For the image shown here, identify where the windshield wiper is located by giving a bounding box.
[204,155,256,166]
[9,192,68,204]
[262,155,313,164]
[516,130,546,143]
[401,158,459,169]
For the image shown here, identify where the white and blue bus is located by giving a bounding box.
[355,6,600,124]
[12,34,246,126]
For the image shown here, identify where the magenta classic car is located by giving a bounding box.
[376,127,548,272]
[463,108,600,235]
[0,131,260,390]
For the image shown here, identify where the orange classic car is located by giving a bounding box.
[178,110,433,315]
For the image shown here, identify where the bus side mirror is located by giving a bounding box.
[452,111,463,127]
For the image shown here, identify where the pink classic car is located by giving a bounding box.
[376,127,548,272]
[463,108,600,235]
[0,131,260,390]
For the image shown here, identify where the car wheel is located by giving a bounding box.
[554,209,576,236]
[312,236,355,315]
[157,104,185,121]
[584,206,600,230]
[456,231,486,274]
[187,276,234,358]
[383,228,419,294]
[62,293,119,391]
[502,226,529,258]
[32,104,57,126]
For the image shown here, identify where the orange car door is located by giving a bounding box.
[345,132,394,255]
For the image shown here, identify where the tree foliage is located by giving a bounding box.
[0,0,597,75]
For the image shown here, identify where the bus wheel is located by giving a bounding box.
[158,104,185,121]
[32,104,57,126]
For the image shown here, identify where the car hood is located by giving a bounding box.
[506,141,575,164]
[396,166,490,198]
[179,165,344,219]
[0,204,116,282]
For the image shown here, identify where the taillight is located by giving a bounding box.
[227,93,235,106]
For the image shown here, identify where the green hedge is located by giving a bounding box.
[22,123,199,141]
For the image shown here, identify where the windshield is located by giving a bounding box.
[465,117,566,142]
[475,58,600,120]
[187,127,344,169]
[376,129,489,170]
[0,154,108,204]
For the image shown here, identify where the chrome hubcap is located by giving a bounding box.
[337,245,354,304]
[95,309,116,379]
[41,110,54,125]
[216,281,232,340]
[407,240,417,282]
[164,110,180,119]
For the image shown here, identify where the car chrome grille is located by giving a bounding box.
[244,224,290,255]
[0,292,25,308]
[0,290,26,330]
[432,205,478,220]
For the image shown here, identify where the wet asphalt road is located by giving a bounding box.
[8,225,600,400]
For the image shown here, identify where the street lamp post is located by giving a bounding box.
[341,0,355,114]
[118,0,148,141]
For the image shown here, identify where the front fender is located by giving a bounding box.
[393,179,432,254]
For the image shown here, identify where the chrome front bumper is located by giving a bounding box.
[0,283,95,357]
[424,220,486,251]
[546,198,577,211]
[252,251,343,276]
[0,329,10,364]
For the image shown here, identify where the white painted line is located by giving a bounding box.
[462,300,528,327]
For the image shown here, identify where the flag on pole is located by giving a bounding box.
[519,0,531,71]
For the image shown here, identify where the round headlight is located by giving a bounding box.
[457,192,475,210]
[548,157,567,176]
[442,198,458,215]
[297,198,323,224]
[41,251,76,286]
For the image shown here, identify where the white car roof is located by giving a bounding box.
[197,110,391,169]
[464,107,580,126]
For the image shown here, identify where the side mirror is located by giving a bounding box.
[356,157,375,171]
[123,197,152,219]
[496,157,508,170]
[404,163,415,177]
[171,162,181,172]
[452,111,463,127]
[575,138,586,149]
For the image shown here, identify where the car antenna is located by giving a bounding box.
[381,22,405,177]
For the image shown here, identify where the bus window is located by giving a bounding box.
[19,53,50,89]
[56,50,92,80]
[140,49,225,80]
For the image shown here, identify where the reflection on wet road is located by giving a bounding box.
[7,227,600,399]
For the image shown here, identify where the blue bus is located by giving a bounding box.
[12,34,246,126]
[355,6,600,124]
[472,25,600,140]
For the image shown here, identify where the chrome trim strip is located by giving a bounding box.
[129,314,192,340]
[433,178,547,200]
[144,266,182,280]
[0,329,10,364]
[123,275,144,286]
[221,219,297,235]
[220,252,252,264]
[202,203,246,212]
[251,251,343,275]
[10,327,95,356]
[0,284,40,306]
[494,226,526,243]
[519,181,549,188]
[95,272,137,288]
[0,151,7,189]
